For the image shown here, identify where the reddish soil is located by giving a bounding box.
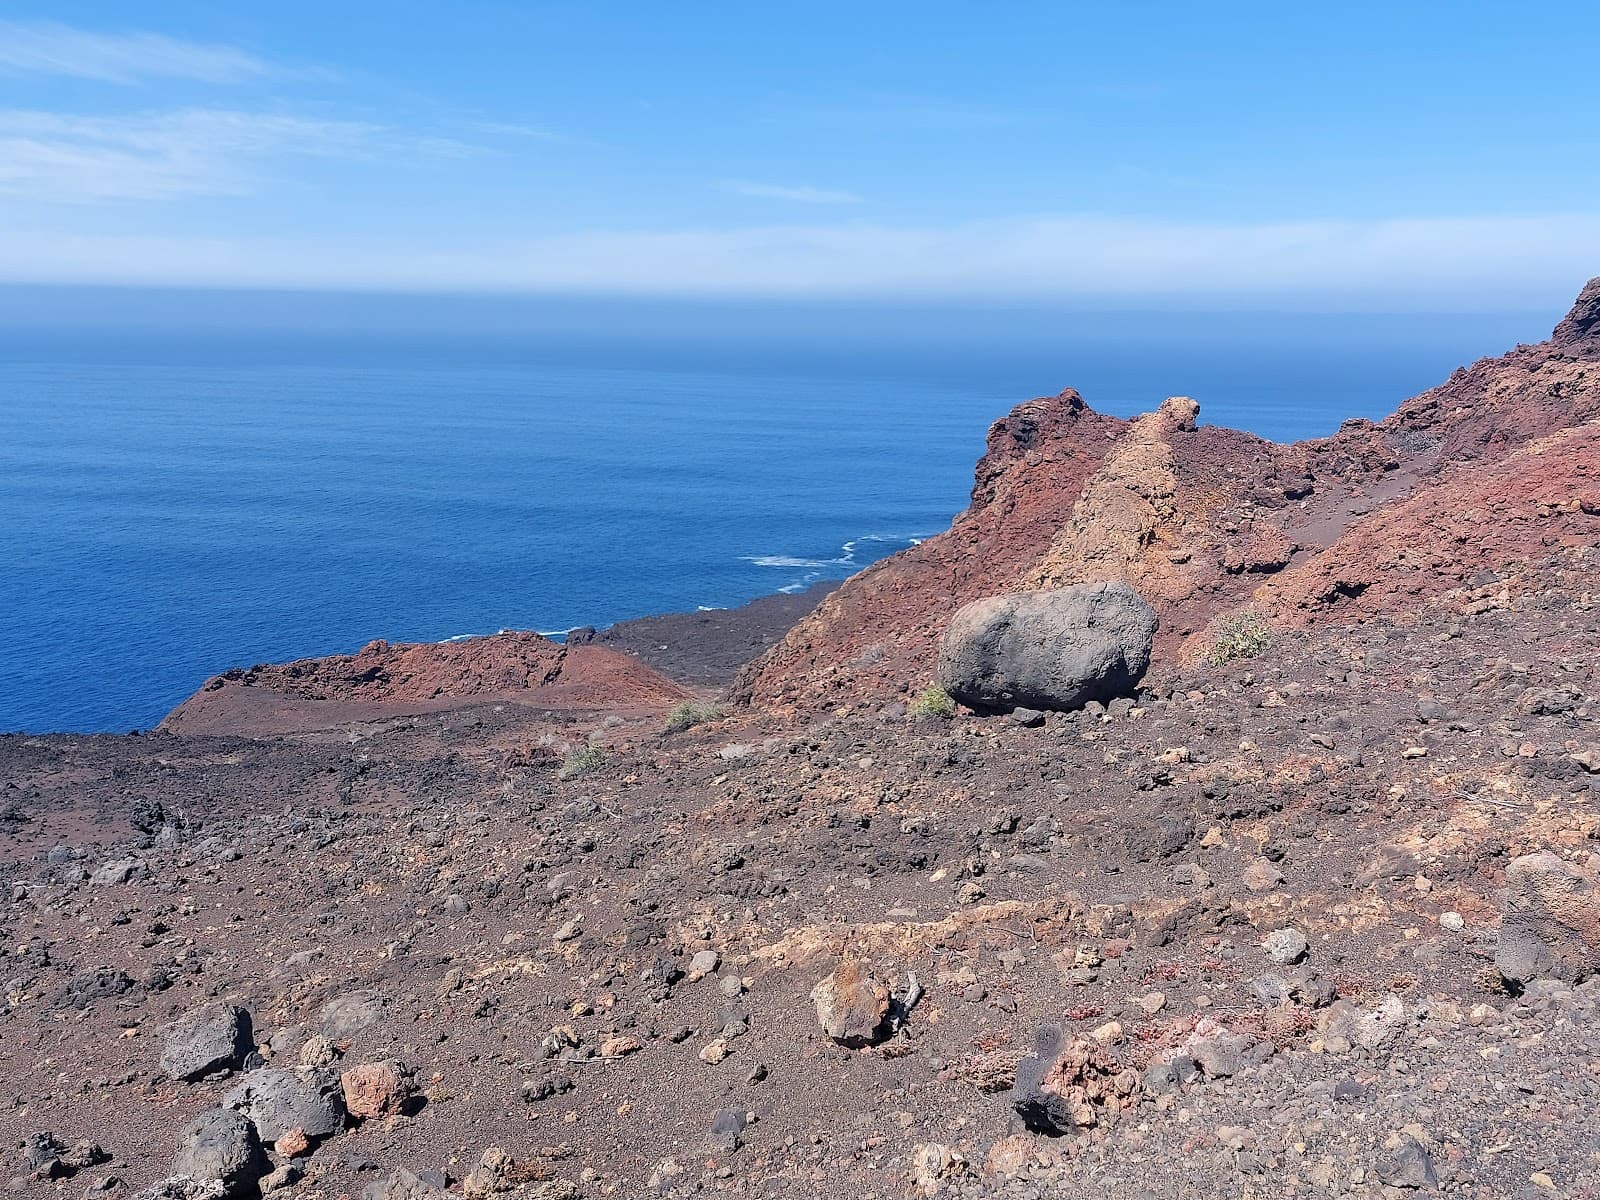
[160,636,691,738]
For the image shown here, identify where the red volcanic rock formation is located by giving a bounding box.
[737,278,1600,711]
[1261,423,1600,625]
[161,632,690,737]
[731,390,1127,709]
[1374,279,1600,470]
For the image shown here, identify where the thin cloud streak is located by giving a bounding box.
[723,180,863,204]
[0,20,270,84]
[0,108,470,202]
[1,213,1596,307]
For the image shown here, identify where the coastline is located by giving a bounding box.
[564,579,838,688]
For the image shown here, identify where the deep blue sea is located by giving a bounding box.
[0,310,1552,733]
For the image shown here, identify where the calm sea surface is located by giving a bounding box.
[0,316,1542,732]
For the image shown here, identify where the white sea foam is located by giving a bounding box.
[439,626,533,643]
[743,554,838,568]
[738,531,942,602]
[743,531,937,573]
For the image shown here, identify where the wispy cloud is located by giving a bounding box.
[723,180,863,205]
[0,108,380,202]
[469,120,561,141]
[799,97,1023,131]
[0,20,270,84]
[2,213,1596,307]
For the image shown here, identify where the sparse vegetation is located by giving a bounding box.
[909,684,957,719]
[1204,610,1272,667]
[665,701,728,733]
[558,743,607,780]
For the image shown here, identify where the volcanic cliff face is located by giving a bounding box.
[737,278,1600,711]
[160,632,690,737]
[727,391,1127,712]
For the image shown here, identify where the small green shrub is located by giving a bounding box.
[558,743,607,780]
[665,701,728,733]
[909,684,957,719]
[1205,610,1272,667]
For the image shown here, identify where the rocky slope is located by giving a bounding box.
[6,278,1600,1200]
[160,635,691,738]
[7,560,1600,1199]
[736,279,1600,711]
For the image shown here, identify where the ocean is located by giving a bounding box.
[0,309,1551,733]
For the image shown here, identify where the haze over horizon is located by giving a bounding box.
[2,3,1597,311]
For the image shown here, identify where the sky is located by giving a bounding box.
[1,2,1598,308]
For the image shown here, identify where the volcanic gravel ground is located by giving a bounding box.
[6,549,1600,1199]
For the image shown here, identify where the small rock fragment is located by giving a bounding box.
[1376,1136,1438,1189]
[909,1142,968,1196]
[810,960,890,1047]
[1262,927,1309,965]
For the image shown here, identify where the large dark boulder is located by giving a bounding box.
[161,1003,255,1081]
[936,583,1157,713]
[1496,851,1600,984]
[222,1067,346,1145]
[170,1108,266,1196]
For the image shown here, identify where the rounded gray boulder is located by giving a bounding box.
[171,1108,265,1195]
[936,583,1158,713]
[222,1067,347,1144]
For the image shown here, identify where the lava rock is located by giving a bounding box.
[707,1108,747,1152]
[363,1168,450,1200]
[936,583,1158,713]
[810,960,890,1047]
[341,1060,415,1120]
[161,1003,255,1081]
[1375,1136,1438,1189]
[18,1132,104,1180]
[1262,927,1310,965]
[171,1108,266,1196]
[1496,851,1600,984]
[222,1067,347,1143]
[1009,1023,1140,1134]
[90,857,149,887]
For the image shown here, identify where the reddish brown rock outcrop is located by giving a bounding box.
[1259,423,1600,625]
[160,633,690,736]
[732,390,1126,710]
[738,278,1600,709]
[1367,274,1600,472]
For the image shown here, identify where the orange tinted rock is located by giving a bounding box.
[340,1060,413,1121]
[810,960,890,1047]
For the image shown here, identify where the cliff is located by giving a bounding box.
[736,277,1600,711]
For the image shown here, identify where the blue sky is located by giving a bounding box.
[1,2,1597,306]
